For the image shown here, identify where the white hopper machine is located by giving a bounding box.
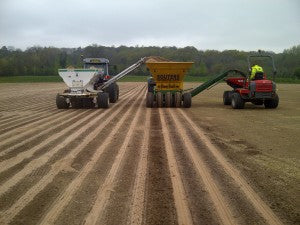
[56,57,145,109]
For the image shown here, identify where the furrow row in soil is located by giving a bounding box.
[36,86,145,225]
[0,86,137,151]
[0,85,145,224]
[176,109,284,225]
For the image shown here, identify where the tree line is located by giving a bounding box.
[0,44,299,78]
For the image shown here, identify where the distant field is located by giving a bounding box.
[0,76,63,83]
[0,75,299,83]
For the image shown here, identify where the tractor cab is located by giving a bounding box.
[83,58,110,88]
[83,58,110,79]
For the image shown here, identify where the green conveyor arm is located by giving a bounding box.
[190,69,246,97]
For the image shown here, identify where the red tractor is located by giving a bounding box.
[223,54,279,109]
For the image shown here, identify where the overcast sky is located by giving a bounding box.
[0,0,299,53]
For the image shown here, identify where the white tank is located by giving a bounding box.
[58,68,99,91]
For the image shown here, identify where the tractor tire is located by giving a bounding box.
[56,94,69,109]
[264,94,279,109]
[183,92,192,108]
[71,98,83,108]
[156,92,162,108]
[107,83,118,103]
[174,92,182,108]
[231,93,245,109]
[97,92,109,108]
[251,99,264,105]
[116,84,119,100]
[82,98,95,108]
[146,92,154,108]
[223,91,233,105]
[165,92,172,108]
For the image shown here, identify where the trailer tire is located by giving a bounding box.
[97,92,109,108]
[107,83,118,103]
[183,92,192,108]
[165,92,172,107]
[264,93,279,109]
[56,94,69,109]
[156,92,162,108]
[223,91,233,105]
[174,92,182,108]
[231,93,245,109]
[146,92,154,108]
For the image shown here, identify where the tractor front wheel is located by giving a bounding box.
[183,92,192,108]
[97,92,109,108]
[231,93,245,109]
[264,94,279,109]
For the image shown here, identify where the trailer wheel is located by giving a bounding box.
[97,92,109,108]
[146,92,154,108]
[174,92,182,108]
[231,93,245,109]
[223,91,233,105]
[165,92,172,108]
[183,92,192,108]
[156,92,162,108]
[264,93,279,109]
[107,83,118,103]
[56,94,69,109]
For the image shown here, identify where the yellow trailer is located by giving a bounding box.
[145,61,194,108]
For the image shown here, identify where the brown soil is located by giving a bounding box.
[0,82,297,225]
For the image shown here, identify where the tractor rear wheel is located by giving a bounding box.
[231,93,245,109]
[56,94,69,109]
[183,92,192,108]
[156,92,162,108]
[146,92,154,108]
[107,83,118,103]
[223,91,233,105]
[97,92,109,108]
[174,92,182,108]
[264,94,279,109]
[165,92,172,107]
[116,84,119,100]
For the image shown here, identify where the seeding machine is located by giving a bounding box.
[56,52,279,109]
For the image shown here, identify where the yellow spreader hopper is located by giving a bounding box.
[146,61,194,108]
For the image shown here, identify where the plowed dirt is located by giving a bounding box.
[0,82,298,225]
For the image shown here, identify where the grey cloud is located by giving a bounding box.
[0,0,299,52]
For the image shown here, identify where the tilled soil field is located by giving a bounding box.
[0,82,298,225]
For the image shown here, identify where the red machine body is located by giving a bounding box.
[222,53,279,109]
